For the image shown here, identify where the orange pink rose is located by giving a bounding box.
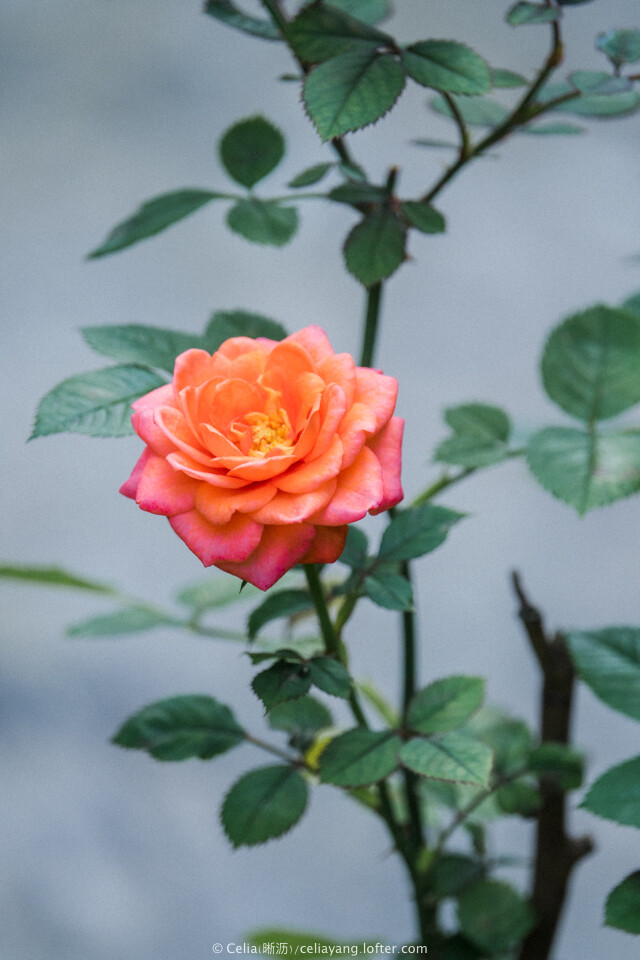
[120,326,403,589]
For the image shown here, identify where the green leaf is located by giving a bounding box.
[478,717,533,776]
[288,162,334,187]
[338,160,367,181]
[343,208,406,286]
[507,2,560,25]
[219,116,285,188]
[401,201,446,234]
[557,89,640,118]
[338,525,369,569]
[430,93,509,127]
[221,765,308,847]
[204,309,288,349]
[519,121,585,135]
[329,180,387,206]
[622,291,640,319]
[411,138,459,151]
[88,190,221,258]
[176,575,258,612]
[319,729,401,786]
[303,49,405,141]
[457,880,535,954]
[67,607,178,637]
[528,742,584,790]
[327,0,390,25]
[407,676,485,734]
[252,661,312,710]
[581,755,640,827]
[248,589,312,640]
[402,41,491,95]
[82,324,203,373]
[430,854,484,898]
[31,365,166,438]
[526,426,640,514]
[286,2,392,64]
[570,71,632,96]
[268,696,333,739]
[567,627,640,721]
[226,199,299,246]
[542,305,640,421]
[445,403,510,440]
[435,402,511,468]
[378,503,465,563]
[400,733,493,787]
[496,779,542,816]
[203,0,280,39]
[112,694,244,760]
[491,68,528,88]
[0,564,115,594]
[364,569,413,611]
[308,657,352,699]
[597,29,640,68]
[605,872,640,934]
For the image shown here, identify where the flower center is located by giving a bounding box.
[245,409,293,457]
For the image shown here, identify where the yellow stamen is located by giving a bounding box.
[245,408,293,457]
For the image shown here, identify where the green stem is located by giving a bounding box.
[244,732,304,765]
[401,563,417,717]
[259,0,287,33]
[304,564,339,658]
[360,281,383,368]
[412,468,476,506]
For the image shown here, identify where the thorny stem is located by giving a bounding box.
[511,572,594,960]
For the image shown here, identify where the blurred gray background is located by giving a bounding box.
[3,1,640,957]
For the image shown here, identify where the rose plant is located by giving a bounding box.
[5,2,640,958]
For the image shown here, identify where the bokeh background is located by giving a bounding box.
[3,1,640,957]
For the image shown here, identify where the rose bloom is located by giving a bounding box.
[120,326,403,589]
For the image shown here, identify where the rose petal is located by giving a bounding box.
[155,407,213,466]
[337,401,378,468]
[173,349,216,395]
[250,478,337,524]
[309,446,383,525]
[169,510,263,565]
[166,452,248,488]
[135,453,198,515]
[120,448,152,499]
[215,523,316,590]
[131,383,175,415]
[354,367,398,432]
[195,481,278,525]
[317,352,356,407]
[277,435,344,493]
[286,326,335,365]
[307,383,348,461]
[261,341,317,414]
[215,336,272,363]
[226,451,300,482]
[368,417,404,514]
[200,423,246,458]
[300,525,348,564]
[205,378,267,434]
